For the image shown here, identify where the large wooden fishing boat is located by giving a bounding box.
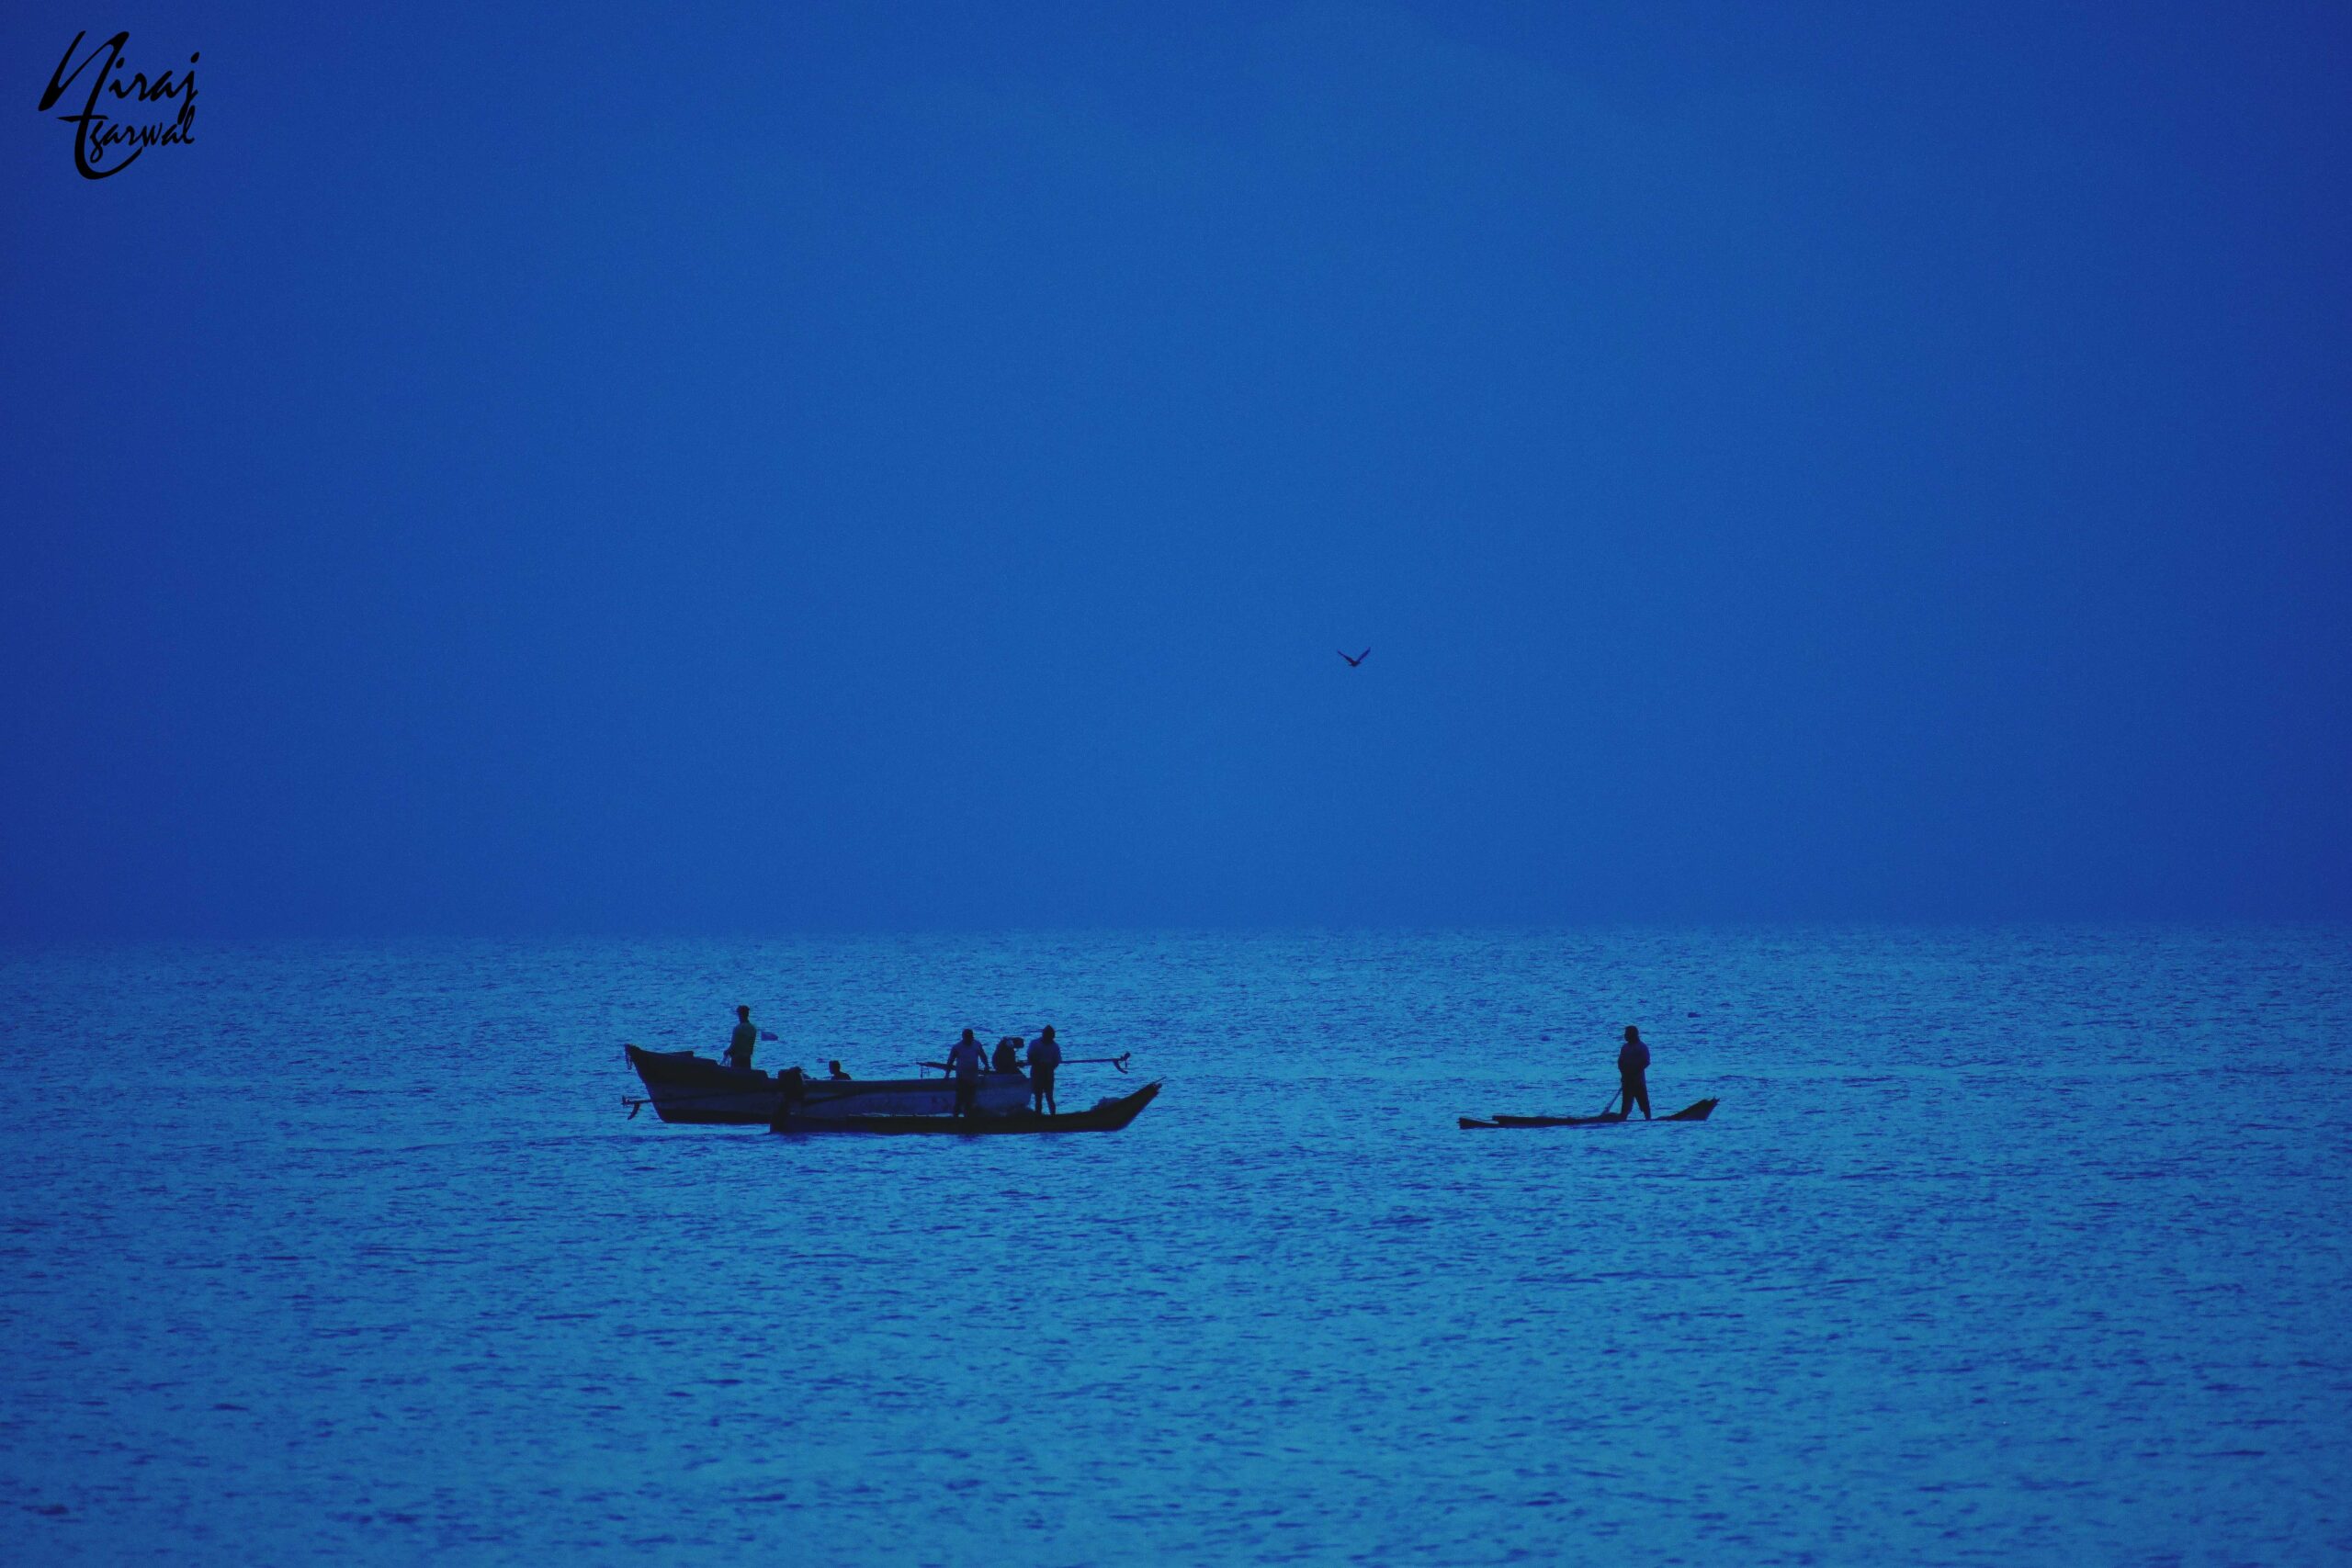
[624,1044,1034,1124]
[770,1080,1162,1136]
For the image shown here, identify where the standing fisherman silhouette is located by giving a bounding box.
[1616,1026,1652,1121]
[945,1029,988,1119]
[726,1006,759,1071]
[1028,1025,1063,1117]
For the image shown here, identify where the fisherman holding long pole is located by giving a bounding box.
[1616,1025,1653,1121]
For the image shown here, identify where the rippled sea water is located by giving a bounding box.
[2,928,2347,1565]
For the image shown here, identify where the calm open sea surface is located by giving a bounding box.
[2,928,2347,1566]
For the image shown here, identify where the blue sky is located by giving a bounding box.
[3,1,2346,936]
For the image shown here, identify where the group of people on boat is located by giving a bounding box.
[944,1026,1063,1117]
[724,1007,1067,1118]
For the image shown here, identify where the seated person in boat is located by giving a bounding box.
[991,1035,1023,1075]
[827,1060,853,1080]
[1616,1025,1652,1120]
[726,1006,759,1071]
[946,1030,988,1117]
[1029,1025,1063,1116]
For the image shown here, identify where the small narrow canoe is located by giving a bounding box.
[1459,1097,1719,1130]
[772,1081,1162,1135]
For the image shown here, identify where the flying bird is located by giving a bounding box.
[1338,648,1371,667]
